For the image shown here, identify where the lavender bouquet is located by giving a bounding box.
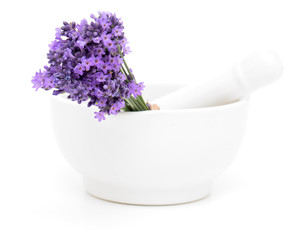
[32,12,151,122]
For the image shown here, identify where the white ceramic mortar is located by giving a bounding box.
[51,83,249,205]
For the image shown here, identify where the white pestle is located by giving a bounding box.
[152,50,283,110]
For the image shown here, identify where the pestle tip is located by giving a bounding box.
[234,50,283,93]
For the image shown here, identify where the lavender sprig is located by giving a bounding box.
[31,11,150,122]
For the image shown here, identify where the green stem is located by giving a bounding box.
[130,96,144,111]
[124,98,136,111]
[117,45,150,111]
[122,59,134,78]
[125,96,145,111]
[137,95,150,110]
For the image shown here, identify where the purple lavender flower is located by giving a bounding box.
[113,26,123,37]
[95,47,105,56]
[81,57,92,71]
[129,81,145,98]
[103,39,114,50]
[123,46,132,55]
[95,72,107,83]
[74,64,84,75]
[97,98,107,107]
[89,55,102,68]
[101,33,111,42]
[32,70,44,91]
[94,111,106,122]
[32,11,149,122]
[109,103,119,115]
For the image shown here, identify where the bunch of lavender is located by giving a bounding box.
[32,12,150,122]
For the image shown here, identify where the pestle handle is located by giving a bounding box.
[153,50,283,110]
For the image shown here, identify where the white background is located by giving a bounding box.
[1,0,303,239]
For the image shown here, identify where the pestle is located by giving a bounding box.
[152,50,283,110]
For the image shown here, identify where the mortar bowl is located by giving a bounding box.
[51,83,249,205]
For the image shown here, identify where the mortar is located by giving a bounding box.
[51,83,249,205]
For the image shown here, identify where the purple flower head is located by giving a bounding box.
[95,72,107,82]
[94,111,106,122]
[97,98,107,107]
[94,88,103,98]
[93,37,101,43]
[109,103,119,115]
[77,19,88,32]
[103,39,114,50]
[90,14,98,21]
[81,57,92,71]
[69,30,78,40]
[74,64,84,75]
[100,63,109,74]
[76,40,87,49]
[123,46,132,55]
[31,70,44,91]
[119,37,129,48]
[55,28,61,39]
[32,11,147,122]
[101,33,111,42]
[113,26,123,37]
[43,76,55,89]
[90,55,103,68]
[99,17,110,29]
[129,81,145,98]
[95,47,105,56]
